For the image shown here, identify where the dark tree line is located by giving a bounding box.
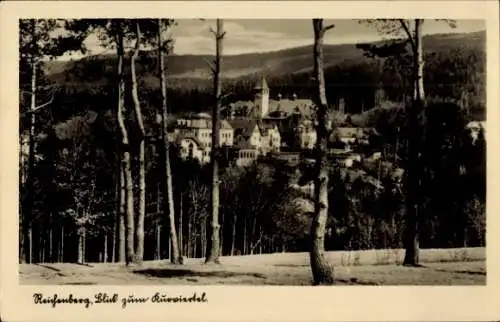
[24,109,485,264]
[44,42,485,120]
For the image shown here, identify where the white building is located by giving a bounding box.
[172,117,234,164]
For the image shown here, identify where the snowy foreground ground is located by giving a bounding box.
[20,248,486,285]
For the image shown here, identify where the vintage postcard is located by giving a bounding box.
[1,1,499,321]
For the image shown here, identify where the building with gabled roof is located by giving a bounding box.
[176,134,210,164]
[170,114,234,164]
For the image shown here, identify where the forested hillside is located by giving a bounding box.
[42,30,485,120]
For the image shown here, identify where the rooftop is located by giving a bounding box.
[176,118,232,130]
[175,134,204,148]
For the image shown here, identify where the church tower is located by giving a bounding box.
[253,77,269,119]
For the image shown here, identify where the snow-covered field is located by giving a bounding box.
[20,248,486,285]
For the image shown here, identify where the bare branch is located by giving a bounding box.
[398,19,417,52]
[217,31,227,40]
[323,24,335,32]
[220,91,232,100]
[203,56,214,68]
[203,57,216,74]
[437,19,457,29]
[22,95,55,116]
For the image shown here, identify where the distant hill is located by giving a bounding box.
[44,30,485,87]
[40,30,485,121]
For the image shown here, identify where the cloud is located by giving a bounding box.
[172,19,307,55]
[171,19,485,56]
[54,19,486,60]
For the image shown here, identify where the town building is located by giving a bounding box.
[171,115,234,164]
[465,120,486,145]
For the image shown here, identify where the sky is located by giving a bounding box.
[62,19,486,60]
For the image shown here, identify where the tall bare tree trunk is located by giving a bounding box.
[77,229,83,264]
[23,19,37,264]
[158,19,182,265]
[201,217,207,259]
[414,19,425,102]
[206,19,225,264]
[112,214,116,263]
[103,233,108,263]
[82,229,86,264]
[155,182,161,260]
[220,210,224,255]
[250,216,257,255]
[118,164,126,263]
[60,224,64,262]
[243,216,247,255]
[179,194,183,256]
[258,224,263,254]
[49,217,53,262]
[131,22,146,265]
[116,25,135,265]
[39,232,44,263]
[403,19,423,266]
[156,224,161,260]
[193,230,198,258]
[188,202,193,258]
[230,211,237,256]
[310,19,335,285]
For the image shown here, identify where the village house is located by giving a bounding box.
[176,134,208,164]
[258,121,282,154]
[234,142,260,167]
[170,114,234,164]
[228,119,263,167]
[269,151,301,167]
[225,77,316,152]
[332,127,371,145]
[465,120,486,144]
[294,119,317,150]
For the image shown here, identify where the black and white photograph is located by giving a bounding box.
[2,1,500,321]
[14,16,489,286]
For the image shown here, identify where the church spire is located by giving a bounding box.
[254,76,269,91]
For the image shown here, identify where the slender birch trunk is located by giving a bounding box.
[156,224,161,260]
[414,19,425,102]
[112,215,116,263]
[158,19,182,264]
[179,194,183,257]
[118,164,126,263]
[243,215,247,255]
[188,205,193,258]
[220,209,225,255]
[60,224,64,262]
[403,19,423,266]
[24,19,37,265]
[250,216,257,255]
[82,229,86,264]
[39,232,44,263]
[205,19,225,264]
[310,19,335,285]
[104,233,108,263]
[131,22,146,264]
[77,229,83,264]
[230,211,237,256]
[49,214,53,262]
[156,182,162,260]
[116,24,135,265]
[202,217,207,259]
